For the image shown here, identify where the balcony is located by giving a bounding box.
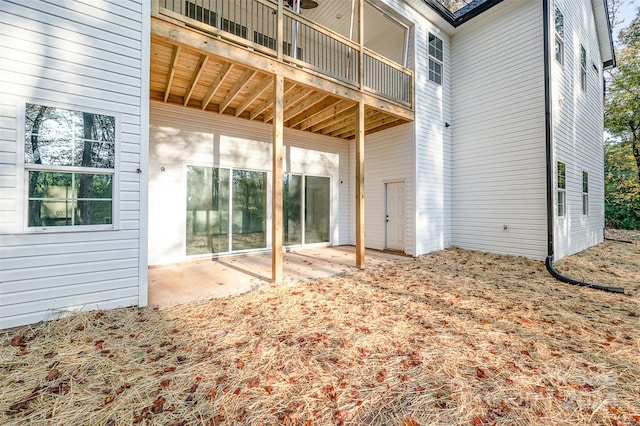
[150,0,414,140]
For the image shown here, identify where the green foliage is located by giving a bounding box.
[605,142,640,229]
[604,9,640,229]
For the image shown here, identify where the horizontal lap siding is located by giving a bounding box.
[413,21,450,255]
[552,0,605,259]
[0,0,147,329]
[363,123,415,254]
[149,102,350,266]
[451,0,547,260]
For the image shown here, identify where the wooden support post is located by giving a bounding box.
[272,74,284,282]
[355,100,365,269]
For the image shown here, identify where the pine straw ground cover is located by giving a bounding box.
[1,237,639,426]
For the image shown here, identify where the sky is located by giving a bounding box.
[613,1,638,40]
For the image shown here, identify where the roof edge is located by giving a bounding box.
[600,0,616,68]
[421,0,505,27]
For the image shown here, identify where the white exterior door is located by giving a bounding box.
[385,181,405,252]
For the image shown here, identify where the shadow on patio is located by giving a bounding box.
[148,246,411,307]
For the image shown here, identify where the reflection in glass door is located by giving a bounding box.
[283,174,302,245]
[186,166,230,255]
[232,170,267,251]
[305,176,330,244]
[187,167,328,256]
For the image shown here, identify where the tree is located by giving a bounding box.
[607,0,632,32]
[604,9,640,228]
[605,10,640,182]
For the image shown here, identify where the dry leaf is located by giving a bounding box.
[475,368,488,379]
[46,369,60,381]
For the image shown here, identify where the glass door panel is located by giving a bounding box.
[305,176,330,244]
[283,174,302,245]
[232,170,267,250]
[186,166,230,255]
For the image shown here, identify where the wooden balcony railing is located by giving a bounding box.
[155,0,413,108]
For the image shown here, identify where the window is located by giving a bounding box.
[582,171,589,215]
[580,45,587,91]
[557,161,566,217]
[428,32,443,85]
[554,7,564,65]
[24,104,115,228]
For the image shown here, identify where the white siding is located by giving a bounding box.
[149,101,350,266]
[0,0,148,329]
[390,1,450,256]
[551,0,605,259]
[363,123,415,254]
[450,0,548,260]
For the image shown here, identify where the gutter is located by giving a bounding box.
[542,0,624,294]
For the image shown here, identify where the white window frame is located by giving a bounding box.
[428,32,443,85]
[582,171,589,215]
[554,6,564,65]
[19,101,119,233]
[557,161,566,217]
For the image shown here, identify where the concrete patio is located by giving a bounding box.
[148,246,411,307]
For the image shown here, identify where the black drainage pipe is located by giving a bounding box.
[545,255,625,294]
[542,0,624,295]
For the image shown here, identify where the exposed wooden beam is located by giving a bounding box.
[219,69,255,114]
[235,75,271,117]
[355,100,365,269]
[151,21,415,121]
[272,74,284,282]
[310,105,357,133]
[184,54,208,106]
[287,96,339,128]
[364,119,406,136]
[299,99,354,130]
[263,86,308,123]
[164,45,181,102]
[338,114,402,138]
[202,62,233,110]
[284,92,327,122]
[250,81,295,121]
[321,107,376,136]
[331,110,384,138]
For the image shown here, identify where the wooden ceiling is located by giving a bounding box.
[150,25,412,140]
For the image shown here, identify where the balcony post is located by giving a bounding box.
[272,74,284,282]
[277,0,284,61]
[358,0,364,90]
[151,0,159,15]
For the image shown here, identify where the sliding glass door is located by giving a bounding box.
[187,166,329,256]
[284,174,330,246]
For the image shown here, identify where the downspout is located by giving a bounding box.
[542,0,624,294]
